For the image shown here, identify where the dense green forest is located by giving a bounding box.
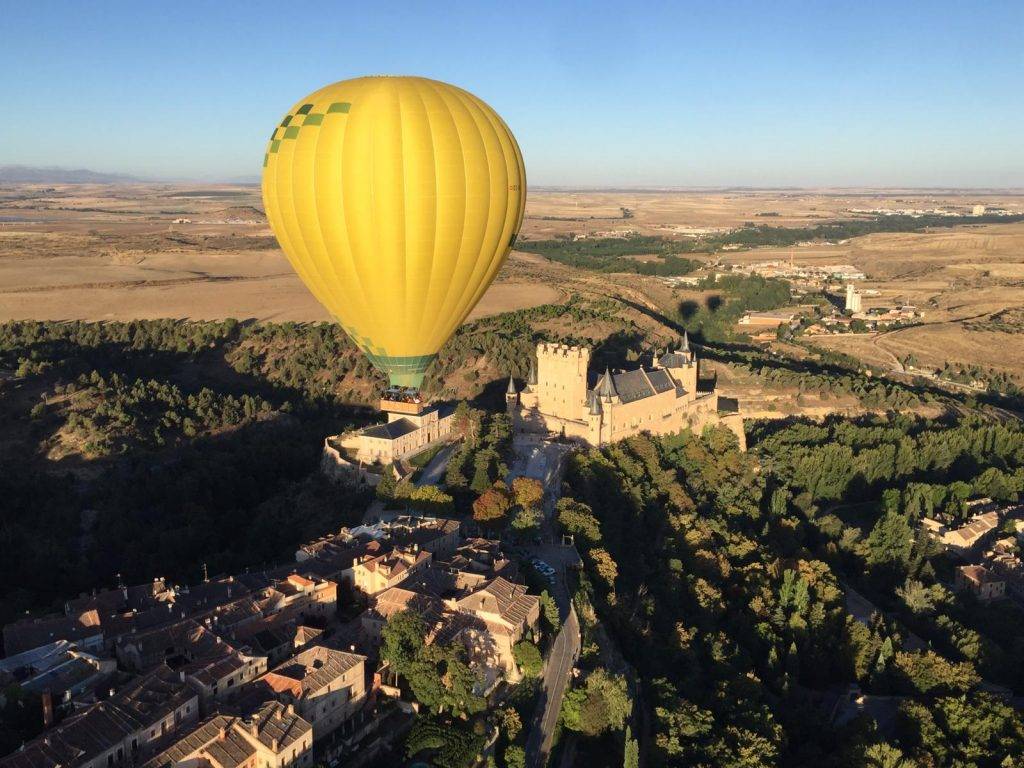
[0,319,374,625]
[556,415,1024,766]
[517,214,1024,274]
[515,235,702,275]
[677,274,793,341]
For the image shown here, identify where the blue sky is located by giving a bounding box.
[2,1,1022,186]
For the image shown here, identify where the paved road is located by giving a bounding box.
[516,438,582,767]
[525,606,580,767]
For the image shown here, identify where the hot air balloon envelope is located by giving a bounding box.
[262,76,526,389]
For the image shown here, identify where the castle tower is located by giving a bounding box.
[586,389,603,444]
[505,375,518,414]
[659,334,698,400]
[535,343,590,420]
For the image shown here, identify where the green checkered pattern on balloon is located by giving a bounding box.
[263,102,351,167]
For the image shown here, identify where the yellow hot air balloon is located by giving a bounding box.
[262,76,526,390]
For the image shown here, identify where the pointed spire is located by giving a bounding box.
[506,375,517,396]
[599,367,617,401]
[681,331,690,353]
[588,389,603,416]
[527,357,537,386]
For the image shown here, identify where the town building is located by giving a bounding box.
[0,666,199,768]
[252,646,367,741]
[351,547,432,597]
[252,574,338,626]
[738,310,799,329]
[507,339,744,449]
[452,577,539,681]
[955,564,1006,602]
[3,611,105,659]
[942,511,1000,556]
[0,640,116,710]
[359,574,538,690]
[141,701,313,768]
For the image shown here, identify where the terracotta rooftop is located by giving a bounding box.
[259,646,364,699]
[457,577,538,633]
[141,701,310,768]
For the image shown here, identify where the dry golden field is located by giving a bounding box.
[0,184,561,323]
[2,183,1023,383]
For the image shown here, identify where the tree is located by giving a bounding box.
[557,497,602,544]
[407,485,454,516]
[513,640,543,678]
[503,745,525,768]
[380,610,427,671]
[895,579,944,616]
[510,505,541,533]
[863,743,911,768]
[624,725,639,768]
[473,483,512,528]
[381,611,485,718]
[539,590,561,634]
[497,707,522,740]
[866,510,914,585]
[891,651,980,695]
[562,668,631,736]
[589,548,618,589]
[471,461,493,494]
[511,476,544,510]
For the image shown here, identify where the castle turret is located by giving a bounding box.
[598,368,617,402]
[505,375,518,413]
[527,357,537,387]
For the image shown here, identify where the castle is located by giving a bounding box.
[506,335,745,449]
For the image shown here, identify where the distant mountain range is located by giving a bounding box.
[0,165,143,184]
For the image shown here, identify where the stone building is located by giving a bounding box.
[507,337,744,449]
[141,701,313,768]
[253,647,367,741]
[955,565,1006,602]
[321,397,455,482]
[0,666,199,768]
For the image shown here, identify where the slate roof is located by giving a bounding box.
[3,611,103,657]
[362,418,418,440]
[0,666,196,768]
[611,369,657,404]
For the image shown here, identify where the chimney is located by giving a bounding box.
[271,738,279,752]
[275,707,282,721]
[41,691,53,729]
[218,726,227,741]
